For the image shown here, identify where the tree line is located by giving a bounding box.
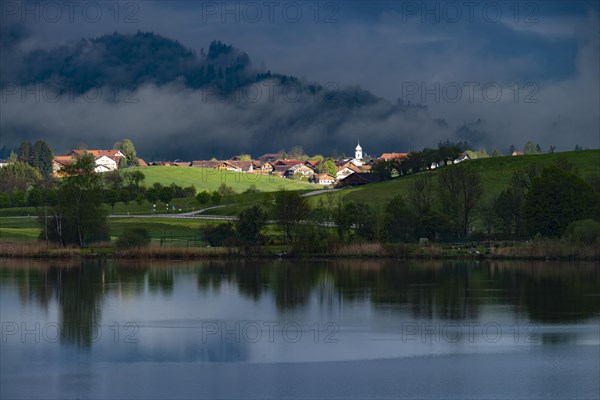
[205,158,600,252]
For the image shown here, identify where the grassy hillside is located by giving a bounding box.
[312,150,600,208]
[133,166,320,192]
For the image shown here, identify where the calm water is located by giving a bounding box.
[1,259,599,399]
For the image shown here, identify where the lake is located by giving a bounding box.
[1,259,599,399]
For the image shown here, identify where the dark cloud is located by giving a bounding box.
[1,1,598,157]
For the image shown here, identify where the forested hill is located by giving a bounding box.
[2,30,490,158]
[17,32,256,92]
[12,31,381,105]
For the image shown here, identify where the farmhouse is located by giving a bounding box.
[228,160,254,173]
[272,160,304,176]
[338,172,387,187]
[284,164,315,179]
[54,149,124,174]
[52,156,73,176]
[190,160,238,170]
[312,173,336,185]
[93,155,119,173]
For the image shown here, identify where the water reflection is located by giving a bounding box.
[1,259,599,350]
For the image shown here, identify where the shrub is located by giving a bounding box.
[196,190,211,205]
[200,223,236,246]
[115,228,151,249]
[217,183,236,196]
[562,219,600,245]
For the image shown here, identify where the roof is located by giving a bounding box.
[339,172,387,185]
[69,149,124,158]
[273,159,304,166]
[356,143,362,151]
[53,156,73,166]
[335,159,353,167]
[228,160,254,170]
[379,153,409,160]
[138,159,148,166]
[512,151,525,156]
[190,160,237,169]
[314,173,335,180]
[287,164,313,172]
[305,159,320,167]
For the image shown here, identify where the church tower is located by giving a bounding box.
[353,141,363,166]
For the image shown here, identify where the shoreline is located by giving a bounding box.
[1,241,599,262]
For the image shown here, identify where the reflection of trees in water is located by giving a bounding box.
[2,260,599,336]
[327,261,481,320]
[490,262,600,323]
[58,261,104,348]
[196,261,323,310]
[148,268,174,295]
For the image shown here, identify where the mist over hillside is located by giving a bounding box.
[0,30,573,159]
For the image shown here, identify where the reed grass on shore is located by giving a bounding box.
[1,238,598,261]
[0,241,81,258]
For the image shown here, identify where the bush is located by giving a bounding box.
[115,228,152,249]
[196,190,211,205]
[562,219,600,245]
[243,185,260,194]
[217,183,236,196]
[200,223,236,246]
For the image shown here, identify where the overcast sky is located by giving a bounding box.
[1,1,598,158]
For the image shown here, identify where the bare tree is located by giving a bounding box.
[438,165,483,237]
[408,174,435,215]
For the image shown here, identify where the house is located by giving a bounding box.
[93,155,119,173]
[67,149,124,172]
[138,159,148,167]
[255,161,273,174]
[312,173,336,185]
[338,172,387,187]
[379,152,409,160]
[336,166,355,180]
[512,151,524,156]
[284,164,315,179]
[190,160,238,170]
[67,149,125,161]
[272,160,304,176]
[52,156,73,176]
[0,159,9,168]
[453,153,471,164]
[305,159,320,168]
[228,160,254,173]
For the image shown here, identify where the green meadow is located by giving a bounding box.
[311,150,600,208]
[1,150,597,242]
[0,217,219,242]
[132,166,319,192]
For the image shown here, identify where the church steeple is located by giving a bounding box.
[353,141,363,166]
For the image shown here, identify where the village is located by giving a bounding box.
[48,142,482,187]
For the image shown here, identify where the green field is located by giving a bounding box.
[0,218,40,240]
[0,216,220,242]
[1,150,598,242]
[312,150,600,208]
[133,166,320,192]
